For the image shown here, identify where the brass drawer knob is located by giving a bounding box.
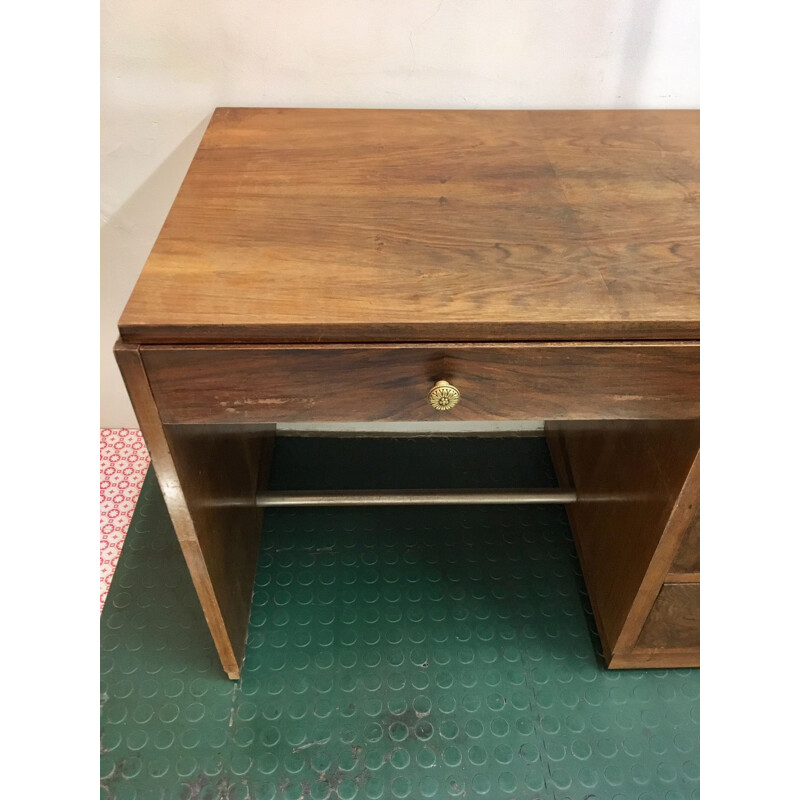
[428,380,460,411]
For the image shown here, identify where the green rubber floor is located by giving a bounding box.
[100,436,700,800]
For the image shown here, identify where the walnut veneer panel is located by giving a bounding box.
[119,108,699,345]
[637,583,700,650]
[142,342,699,425]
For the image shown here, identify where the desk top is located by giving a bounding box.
[119,108,699,345]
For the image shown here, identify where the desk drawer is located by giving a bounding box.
[142,343,699,425]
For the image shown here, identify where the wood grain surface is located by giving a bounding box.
[636,583,700,650]
[546,419,699,668]
[114,340,268,679]
[602,649,700,669]
[142,341,699,424]
[119,108,699,345]
[669,506,700,574]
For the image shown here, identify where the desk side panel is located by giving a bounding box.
[546,419,699,667]
[114,340,267,679]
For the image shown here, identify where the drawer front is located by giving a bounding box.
[142,343,699,425]
[637,583,699,650]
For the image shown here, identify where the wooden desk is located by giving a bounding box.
[116,108,699,679]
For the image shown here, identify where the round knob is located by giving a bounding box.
[428,380,460,411]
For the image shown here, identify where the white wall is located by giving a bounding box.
[101,0,699,427]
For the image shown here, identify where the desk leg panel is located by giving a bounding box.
[546,420,700,668]
[114,341,267,679]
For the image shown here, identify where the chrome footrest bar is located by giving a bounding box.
[255,489,577,507]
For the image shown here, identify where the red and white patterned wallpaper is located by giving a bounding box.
[100,429,150,611]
